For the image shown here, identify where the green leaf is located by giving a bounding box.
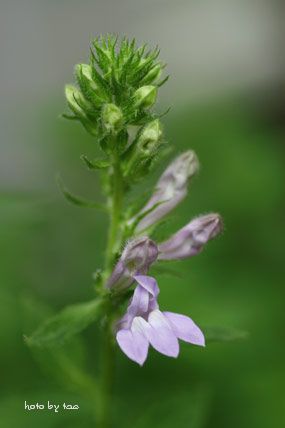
[157,74,170,87]
[60,113,79,121]
[21,295,98,401]
[204,326,249,343]
[26,298,105,348]
[56,175,106,210]
[80,154,111,170]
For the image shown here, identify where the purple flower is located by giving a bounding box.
[106,237,158,291]
[116,275,205,365]
[158,213,223,260]
[132,151,199,233]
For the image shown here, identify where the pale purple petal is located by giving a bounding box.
[106,260,130,290]
[133,151,199,232]
[116,328,149,366]
[127,285,149,318]
[116,312,132,331]
[144,310,180,357]
[158,213,223,260]
[136,187,186,233]
[133,275,160,298]
[164,312,205,347]
[106,237,158,290]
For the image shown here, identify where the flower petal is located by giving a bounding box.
[127,285,149,317]
[163,312,205,347]
[133,275,160,298]
[106,237,158,291]
[158,214,223,261]
[144,310,180,357]
[116,328,149,366]
[134,151,199,233]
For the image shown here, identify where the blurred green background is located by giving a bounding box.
[1,1,285,427]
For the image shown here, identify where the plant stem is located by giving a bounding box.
[98,313,116,428]
[105,152,123,272]
[99,151,123,428]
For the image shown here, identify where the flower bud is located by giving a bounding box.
[75,64,96,91]
[158,213,223,260]
[134,85,157,109]
[76,63,92,82]
[133,150,199,233]
[137,119,162,153]
[102,103,123,133]
[141,64,162,85]
[123,120,163,180]
[65,84,88,118]
[106,237,158,291]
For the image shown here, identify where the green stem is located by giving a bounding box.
[105,152,123,272]
[98,314,116,428]
[99,151,124,428]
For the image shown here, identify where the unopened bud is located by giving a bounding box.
[138,119,162,154]
[102,103,123,133]
[106,237,158,291]
[75,64,96,89]
[65,84,88,118]
[158,214,223,260]
[142,64,162,85]
[134,85,157,109]
[133,150,199,233]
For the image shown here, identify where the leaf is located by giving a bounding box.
[204,326,249,343]
[60,113,79,121]
[80,154,111,170]
[21,295,98,401]
[26,298,105,348]
[157,74,170,87]
[56,175,106,210]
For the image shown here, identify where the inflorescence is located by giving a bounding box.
[61,35,223,365]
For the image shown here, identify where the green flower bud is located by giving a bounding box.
[102,103,123,133]
[76,64,95,87]
[138,119,162,153]
[75,63,107,107]
[133,86,157,109]
[141,64,162,85]
[123,119,163,180]
[65,84,88,118]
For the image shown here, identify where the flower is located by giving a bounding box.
[116,275,205,365]
[158,213,223,260]
[132,151,199,233]
[106,237,158,291]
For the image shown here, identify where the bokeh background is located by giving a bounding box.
[1,1,285,427]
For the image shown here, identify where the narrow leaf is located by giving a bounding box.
[80,155,111,170]
[56,175,106,210]
[60,113,79,121]
[26,298,105,348]
[157,75,170,87]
